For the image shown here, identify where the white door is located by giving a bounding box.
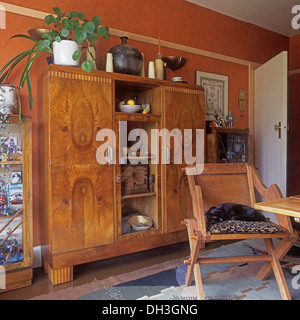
[254,51,288,199]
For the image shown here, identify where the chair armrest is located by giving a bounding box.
[248,164,294,232]
[249,164,283,201]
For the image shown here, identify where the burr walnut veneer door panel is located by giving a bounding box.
[48,72,114,254]
[50,165,114,254]
[163,86,205,233]
[49,76,112,166]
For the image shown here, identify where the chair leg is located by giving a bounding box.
[184,219,205,286]
[185,239,204,286]
[257,237,296,281]
[264,238,291,300]
[185,265,194,286]
[194,263,205,300]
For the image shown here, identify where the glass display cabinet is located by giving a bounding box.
[206,127,249,163]
[0,115,32,292]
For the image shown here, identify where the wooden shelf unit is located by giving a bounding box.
[40,65,205,285]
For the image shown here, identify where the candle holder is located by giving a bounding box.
[155,53,164,80]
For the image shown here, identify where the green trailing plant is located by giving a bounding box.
[0,7,110,118]
[0,34,51,118]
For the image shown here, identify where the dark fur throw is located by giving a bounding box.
[205,203,266,227]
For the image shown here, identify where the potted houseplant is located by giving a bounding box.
[0,7,110,117]
[43,7,110,71]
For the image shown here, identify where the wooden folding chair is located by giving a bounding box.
[183,163,298,300]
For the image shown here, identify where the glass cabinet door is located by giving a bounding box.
[0,120,24,266]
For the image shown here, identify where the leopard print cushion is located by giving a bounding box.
[208,220,281,234]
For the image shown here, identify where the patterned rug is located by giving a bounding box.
[31,240,300,300]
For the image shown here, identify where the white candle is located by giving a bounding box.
[106,53,113,72]
[148,61,155,79]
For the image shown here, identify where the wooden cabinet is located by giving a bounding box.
[40,65,205,285]
[0,115,32,292]
[206,127,249,163]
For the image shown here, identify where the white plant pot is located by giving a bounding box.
[0,83,17,114]
[53,40,81,66]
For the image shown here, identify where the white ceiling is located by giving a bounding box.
[186,0,300,37]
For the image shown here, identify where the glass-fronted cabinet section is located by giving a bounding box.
[0,115,32,292]
[0,165,23,264]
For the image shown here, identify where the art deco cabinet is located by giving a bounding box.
[0,115,32,292]
[40,65,205,285]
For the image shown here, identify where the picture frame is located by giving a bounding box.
[196,71,228,121]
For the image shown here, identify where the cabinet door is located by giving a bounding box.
[48,73,114,253]
[0,116,32,271]
[50,165,114,253]
[49,75,112,166]
[163,86,205,233]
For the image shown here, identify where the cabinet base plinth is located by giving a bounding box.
[43,259,73,285]
[0,267,32,293]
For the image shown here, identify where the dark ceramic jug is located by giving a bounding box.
[108,36,143,75]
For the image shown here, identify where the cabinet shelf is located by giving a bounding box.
[121,192,156,200]
[121,155,155,161]
[115,112,161,122]
[0,161,23,165]
[120,227,158,237]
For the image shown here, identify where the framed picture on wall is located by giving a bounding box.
[196,71,228,121]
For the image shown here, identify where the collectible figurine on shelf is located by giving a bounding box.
[142,103,151,114]
[0,251,5,264]
[7,138,16,155]
[213,110,225,127]
[226,111,237,128]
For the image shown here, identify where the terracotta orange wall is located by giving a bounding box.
[0,0,289,246]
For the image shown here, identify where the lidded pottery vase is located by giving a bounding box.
[108,36,143,75]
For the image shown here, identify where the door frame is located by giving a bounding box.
[248,61,261,164]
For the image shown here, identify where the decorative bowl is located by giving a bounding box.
[162,56,187,71]
[28,28,51,41]
[128,215,153,232]
[172,77,187,83]
[119,104,141,113]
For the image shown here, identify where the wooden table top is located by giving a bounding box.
[254,195,300,218]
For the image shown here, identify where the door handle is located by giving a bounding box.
[274,122,281,139]
[165,146,170,164]
[105,146,114,165]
